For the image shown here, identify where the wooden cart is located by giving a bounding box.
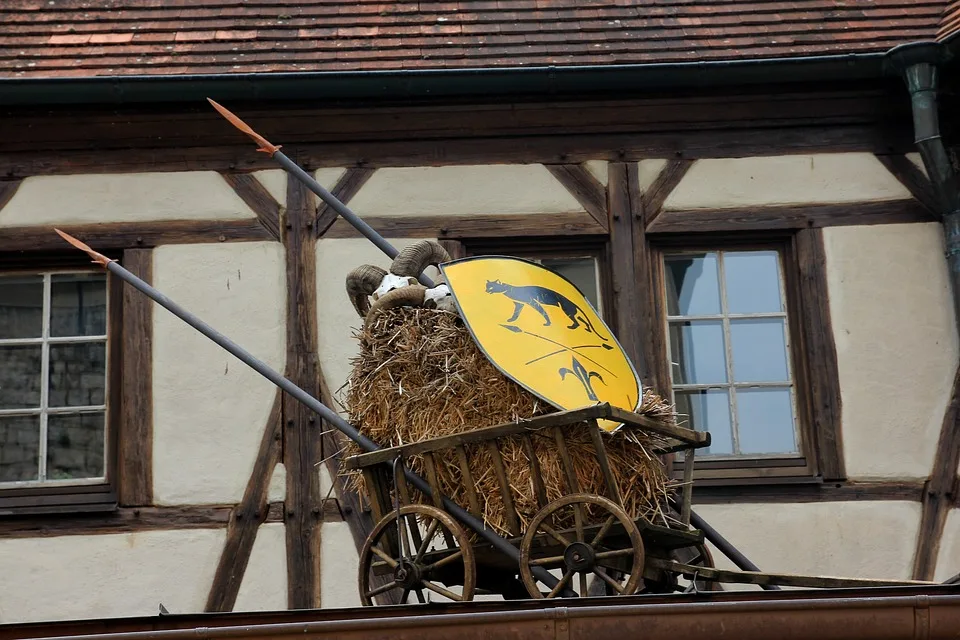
[344,403,933,605]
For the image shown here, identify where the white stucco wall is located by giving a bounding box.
[252,170,288,206]
[906,152,928,178]
[234,523,288,612]
[695,501,921,586]
[315,237,440,406]
[0,529,224,624]
[638,159,668,194]
[346,164,585,217]
[0,172,257,227]
[152,242,287,504]
[934,508,960,582]
[584,160,608,186]
[321,521,362,608]
[823,223,958,479]
[664,153,911,210]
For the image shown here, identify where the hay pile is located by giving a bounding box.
[340,306,681,537]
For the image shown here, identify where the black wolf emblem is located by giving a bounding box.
[485,279,608,342]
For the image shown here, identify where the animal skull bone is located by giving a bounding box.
[344,240,457,320]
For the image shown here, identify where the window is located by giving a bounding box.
[652,231,844,486]
[664,250,797,458]
[0,267,116,512]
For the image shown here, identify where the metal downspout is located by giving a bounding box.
[885,42,960,328]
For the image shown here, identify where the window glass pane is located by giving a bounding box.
[665,253,720,316]
[47,412,105,480]
[669,320,727,384]
[542,258,599,310]
[737,388,797,454]
[675,389,733,455]
[0,415,39,482]
[730,318,789,383]
[724,251,783,314]
[0,275,43,339]
[0,345,42,409]
[50,274,107,337]
[48,343,106,407]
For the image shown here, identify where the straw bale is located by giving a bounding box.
[340,306,681,537]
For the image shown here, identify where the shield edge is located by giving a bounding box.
[439,255,643,432]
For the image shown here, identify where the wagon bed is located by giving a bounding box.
[345,403,935,604]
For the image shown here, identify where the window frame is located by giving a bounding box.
[0,251,123,516]
[649,230,842,486]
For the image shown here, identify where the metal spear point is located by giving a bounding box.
[206,99,435,289]
[53,229,570,596]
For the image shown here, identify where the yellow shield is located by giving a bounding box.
[440,256,642,432]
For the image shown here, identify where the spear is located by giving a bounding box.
[207,99,773,589]
[53,229,568,596]
[206,99,434,289]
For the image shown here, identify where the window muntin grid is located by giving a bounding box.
[663,250,799,458]
[0,271,109,486]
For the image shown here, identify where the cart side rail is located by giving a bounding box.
[344,403,709,470]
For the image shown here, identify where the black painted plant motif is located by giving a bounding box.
[558,357,606,402]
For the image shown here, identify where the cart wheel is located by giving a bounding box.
[519,493,645,599]
[358,504,476,606]
[671,542,723,592]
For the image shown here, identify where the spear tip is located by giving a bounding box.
[206,97,281,156]
[54,228,113,268]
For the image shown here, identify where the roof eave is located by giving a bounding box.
[0,52,899,107]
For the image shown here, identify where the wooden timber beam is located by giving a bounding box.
[646,199,935,234]
[0,503,286,538]
[642,159,694,230]
[316,167,376,237]
[912,366,960,580]
[282,171,324,609]
[607,162,670,394]
[544,164,608,231]
[875,153,940,216]
[220,172,283,241]
[317,377,403,606]
[793,229,845,481]
[0,123,916,179]
[691,480,924,505]
[117,249,154,506]
[324,212,605,240]
[0,219,273,252]
[607,162,646,381]
[0,179,21,211]
[205,390,283,613]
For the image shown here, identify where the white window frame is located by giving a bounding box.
[0,270,109,487]
[665,249,801,460]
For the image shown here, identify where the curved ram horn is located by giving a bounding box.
[389,240,452,278]
[364,285,427,328]
[345,264,388,317]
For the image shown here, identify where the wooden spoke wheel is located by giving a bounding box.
[671,542,723,592]
[519,493,645,599]
[358,504,476,606]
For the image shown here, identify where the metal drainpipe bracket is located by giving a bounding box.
[882,41,953,77]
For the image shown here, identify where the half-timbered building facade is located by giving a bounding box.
[1,0,959,626]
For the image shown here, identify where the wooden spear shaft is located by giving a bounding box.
[54,229,567,595]
[206,98,435,288]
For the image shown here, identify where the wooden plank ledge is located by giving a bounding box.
[648,558,939,589]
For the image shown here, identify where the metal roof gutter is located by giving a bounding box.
[0,52,895,106]
[19,590,960,640]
